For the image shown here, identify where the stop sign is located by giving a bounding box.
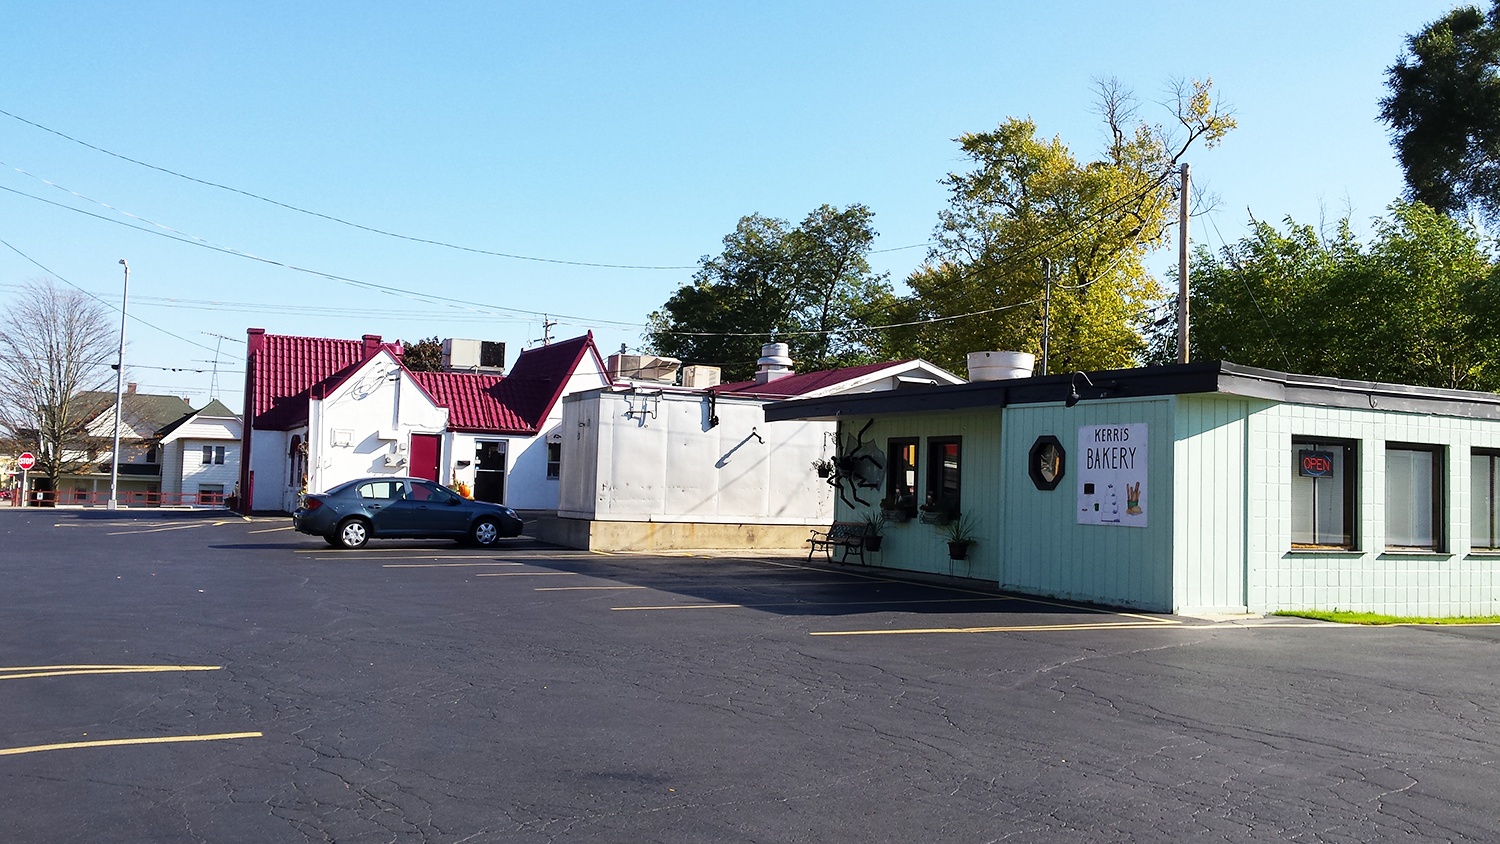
[17,452,35,471]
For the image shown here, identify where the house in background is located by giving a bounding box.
[48,386,240,506]
[156,399,243,505]
[551,342,965,551]
[239,329,609,514]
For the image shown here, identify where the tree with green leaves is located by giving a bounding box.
[891,79,1235,375]
[645,204,895,381]
[1381,2,1500,223]
[400,336,444,372]
[1154,202,1500,390]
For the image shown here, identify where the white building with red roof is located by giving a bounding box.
[238,329,608,513]
[552,343,964,551]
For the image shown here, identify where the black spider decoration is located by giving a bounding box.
[826,418,883,507]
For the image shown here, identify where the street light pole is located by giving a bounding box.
[108,259,129,511]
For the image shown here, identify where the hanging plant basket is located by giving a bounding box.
[947,540,972,561]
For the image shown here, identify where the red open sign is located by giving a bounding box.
[1299,450,1334,477]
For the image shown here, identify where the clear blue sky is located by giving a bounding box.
[0,1,1461,414]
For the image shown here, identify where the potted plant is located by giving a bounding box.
[942,514,978,560]
[812,457,836,479]
[862,511,887,551]
[919,495,957,525]
[880,494,912,523]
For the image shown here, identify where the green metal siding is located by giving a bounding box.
[1171,397,1251,613]
[999,399,1176,610]
[832,410,1004,582]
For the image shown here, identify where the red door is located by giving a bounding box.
[409,434,441,482]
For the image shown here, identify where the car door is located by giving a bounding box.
[356,480,409,535]
[397,480,470,537]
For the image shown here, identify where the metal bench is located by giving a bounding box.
[807,521,868,565]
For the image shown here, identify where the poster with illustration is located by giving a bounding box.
[1077,423,1148,527]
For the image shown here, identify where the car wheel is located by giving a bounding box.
[336,518,370,549]
[470,517,501,547]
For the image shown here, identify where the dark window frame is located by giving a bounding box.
[925,436,963,516]
[546,442,562,480]
[1474,449,1500,550]
[1385,442,1445,552]
[884,437,919,515]
[1291,437,1358,550]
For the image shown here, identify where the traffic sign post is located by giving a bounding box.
[17,452,35,507]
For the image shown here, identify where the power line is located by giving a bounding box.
[0,184,652,331]
[0,107,695,271]
[0,236,219,355]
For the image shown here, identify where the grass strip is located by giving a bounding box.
[1273,610,1500,625]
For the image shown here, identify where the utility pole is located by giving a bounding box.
[1177,162,1191,364]
[1040,258,1052,376]
[108,259,130,511]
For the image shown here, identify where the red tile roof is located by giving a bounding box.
[246,331,375,430]
[409,371,526,433]
[710,360,914,399]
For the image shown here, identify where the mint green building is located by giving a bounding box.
[766,362,1500,617]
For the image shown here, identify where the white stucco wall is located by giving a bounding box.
[559,388,834,524]
[306,353,449,496]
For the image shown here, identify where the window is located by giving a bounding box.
[145,445,158,464]
[885,438,919,515]
[198,484,224,505]
[1386,444,1444,551]
[409,480,459,504]
[925,437,962,515]
[202,445,225,465]
[1291,439,1357,549]
[357,481,402,500]
[546,442,562,479]
[1473,450,1500,550]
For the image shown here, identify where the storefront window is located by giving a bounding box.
[1473,450,1500,550]
[884,438,918,515]
[1291,439,1356,549]
[925,437,962,515]
[1386,444,1443,551]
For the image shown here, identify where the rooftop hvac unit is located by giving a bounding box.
[442,338,507,373]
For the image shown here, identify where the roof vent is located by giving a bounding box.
[755,343,794,384]
[967,351,1035,381]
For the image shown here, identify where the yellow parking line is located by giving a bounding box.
[476,571,580,577]
[0,665,220,680]
[613,597,1014,611]
[811,620,1186,636]
[0,732,262,757]
[248,526,291,534]
[313,554,513,560]
[536,585,647,591]
[616,603,742,610]
[381,561,525,568]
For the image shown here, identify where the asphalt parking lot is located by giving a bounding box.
[2,508,1498,843]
